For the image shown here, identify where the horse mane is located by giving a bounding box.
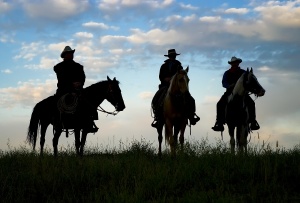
[231,72,248,98]
[168,69,189,94]
[82,80,109,105]
[84,80,107,93]
[83,79,120,102]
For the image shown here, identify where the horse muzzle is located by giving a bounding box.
[115,103,126,112]
[257,88,265,97]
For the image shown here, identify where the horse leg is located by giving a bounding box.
[165,120,175,155]
[238,125,248,153]
[157,123,164,156]
[74,129,81,155]
[80,130,89,156]
[228,124,235,154]
[52,128,62,157]
[173,124,179,148]
[40,121,49,156]
[178,120,187,151]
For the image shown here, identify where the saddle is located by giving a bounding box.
[225,96,248,125]
[55,93,98,134]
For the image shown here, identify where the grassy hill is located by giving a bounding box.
[1,139,299,202]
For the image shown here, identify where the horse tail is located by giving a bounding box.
[27,102,42,149]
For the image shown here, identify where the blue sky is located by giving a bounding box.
[1,0,300,152]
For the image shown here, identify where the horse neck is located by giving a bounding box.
[84,81,107,106]
[232,74,247,97]
[167,74,188,95]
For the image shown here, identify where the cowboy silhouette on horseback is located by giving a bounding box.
[151,49,200,128]
[211,56,260,132]
[53,46,98,133]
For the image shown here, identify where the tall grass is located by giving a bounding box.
[0,139,299,202]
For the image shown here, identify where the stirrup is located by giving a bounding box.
[189,114,200,125]
[87,122,99,133]
[151,120,159,128]
[212,122,224,132]
[250,120,260,131]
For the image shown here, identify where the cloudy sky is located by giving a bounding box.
[0,0,299,152]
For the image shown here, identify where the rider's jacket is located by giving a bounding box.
[159,59,183,88]
[54,59,86,94]
[222,67,245,93]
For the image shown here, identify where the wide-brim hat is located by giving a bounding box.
[164,49,180,57]
[60,46,75,58]
[228,56,242,64]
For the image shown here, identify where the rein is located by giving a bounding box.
[83,82,119,116]
[97,105,118,116]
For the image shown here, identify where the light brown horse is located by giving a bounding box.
[161,67,190,155]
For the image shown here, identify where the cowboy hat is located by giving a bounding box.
[60,46,75,58]
[164,49,180,57]
[228,56,242,64]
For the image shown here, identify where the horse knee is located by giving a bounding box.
[230,137,235,146]
[158,135,163,143]
[179,136,184,145]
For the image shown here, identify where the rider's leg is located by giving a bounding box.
[186,93,200,125]
[212,93,227,131]
[245,95,260,130]
[151,87,167,128]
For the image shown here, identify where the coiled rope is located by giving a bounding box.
[57,93,79,114]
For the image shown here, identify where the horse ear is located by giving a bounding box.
[107,76,111,81]
[113,77,116,81]
[250,67,253,73]
[185,66,189,72]
[247,68,249,72]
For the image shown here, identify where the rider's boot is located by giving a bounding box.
[250,120,260,130]
[189,113,200,125]
[87,121,99,133]
[151,118,160,128]
[212,120,224,132]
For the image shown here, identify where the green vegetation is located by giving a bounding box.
[0,139,300,202]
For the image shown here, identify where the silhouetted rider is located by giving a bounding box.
[151,49,200,128]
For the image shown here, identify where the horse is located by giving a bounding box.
[155,67,190,155]
[27,76,125,156]
[225,68,265,153]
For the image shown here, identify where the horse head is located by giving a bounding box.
[244,68,265,97]
[169,66,190,95]
[106,76,126,112]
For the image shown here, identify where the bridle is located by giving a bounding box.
[95,81,120,116]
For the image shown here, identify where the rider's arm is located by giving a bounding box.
[222,71,230,89]
[159,64,166,83]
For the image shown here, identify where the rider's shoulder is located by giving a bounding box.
[73,61,83,68]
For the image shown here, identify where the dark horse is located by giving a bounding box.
[155,67,190,155]
[226,68,265,153]
[27,76,125,156]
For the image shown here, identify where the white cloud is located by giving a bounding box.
[21,0,89,20]
[139,91,153,100]
[74,32,94,39]
[1,69,12,74]
[224,8,249,14]
[128,28,183,45]
[98,0,173,10]
[258,66,271,72]
[179,3,198,10]
[254,1,300,27]
[82,21,110,29]
[0,0,11,13]
[0,79,56,108]
[109,48,132,55]
[48,42,74,54]
[24,57,57,70]
[199,16,222,23]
